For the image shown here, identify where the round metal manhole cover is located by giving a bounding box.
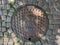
[11,4,48,42]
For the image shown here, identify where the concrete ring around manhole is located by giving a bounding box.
[11,4,49,42]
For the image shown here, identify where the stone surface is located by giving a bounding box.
[0,0,60,45]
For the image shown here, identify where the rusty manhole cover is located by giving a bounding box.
[11,4,48,42]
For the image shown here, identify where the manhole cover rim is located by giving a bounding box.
[11,4,49,41]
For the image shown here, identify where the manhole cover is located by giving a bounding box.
[11,4,48,42]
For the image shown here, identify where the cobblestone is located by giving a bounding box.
[53,15,60,19]
[0,28,1,31]
[49,25,54,29]
[0,39,3,45]
[36,41,41,45]
[2,22,6,26]
[49,20,53,24]
[8,39,13,45]
[4,37,9,45]
[3,10,7,15]
[52,19,60,24]
[2,28,6,32]
[48,14,53,20]
[1,16,6,20]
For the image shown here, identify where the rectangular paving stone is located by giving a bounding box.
[53,15,60,19]
[8,12,13,17]
[2,5,7,9]
[3,10,7,15]
[6,17,11,22]
[0,39,3,45]
[25,42,34,45]
[8,29,12,33]
[49,20,53,24]
[0,27,2,31]
[3,0,8,4]
[2,22,6,26]
[8,39,13,45]
[43,43,48,45]
[49,24,54,29]
[53,29,58,35]
[10,8,14,13]
[2,28,6,32]
[0,22,2,27]
[52,19,60,24]
[46,30,53,36]
[4,38,8,45]
[2,0,5,4]
[1,16,6,20]
[53,24,60,29]
[6,23,11,27]
[0,10,2,15]
[58,28,60,33]
[7,4,10,10]
[4,32,8,37]
[36,41,41,45]
[0,32,3,36]
[0,5,2,9]
[0,1,2,5]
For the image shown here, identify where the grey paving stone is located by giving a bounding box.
[46,30,53,36]
[36,41,41,45]
[53,29,57,35]
[6,23,11,27]
[52,19,60,24]
[14,4,19,8]
[49,19,60,25]
[58,28,60,34]
[0,32,3,36]
[10,9,14,13]
[3,10,7,15]
[1,16,6,20]
[6,4,10,10]
[2,5,7,10]
[2,28,6,32]
[2,22,6,26]
[0,10,2,15]
[0,5,3,9]
[49,25,54,29]
[4,32,8,37]
[0,22,2,27]
[6,17,11,22]
[53,15,60,19]
[48,15,53,20]
[8,12,13,17]
[0,27,2,31]
[53,24,60,29]
[48,39,57,45]
[49,20,53,24]
[0,39,3,45]
[25,42,34,45]
[8,29,13,33]
[43,43,48,45]
[0,1,2,5]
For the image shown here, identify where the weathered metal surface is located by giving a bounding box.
[11,4,48,42]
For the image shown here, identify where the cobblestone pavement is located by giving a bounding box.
[0,0,60,45]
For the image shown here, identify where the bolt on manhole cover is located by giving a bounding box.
[11,4,48,42]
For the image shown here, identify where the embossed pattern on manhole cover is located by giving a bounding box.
[11,4,48,42]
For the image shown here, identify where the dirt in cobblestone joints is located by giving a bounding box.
[0,0,60,45]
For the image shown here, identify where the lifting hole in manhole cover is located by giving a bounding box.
[11,4,48,42]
